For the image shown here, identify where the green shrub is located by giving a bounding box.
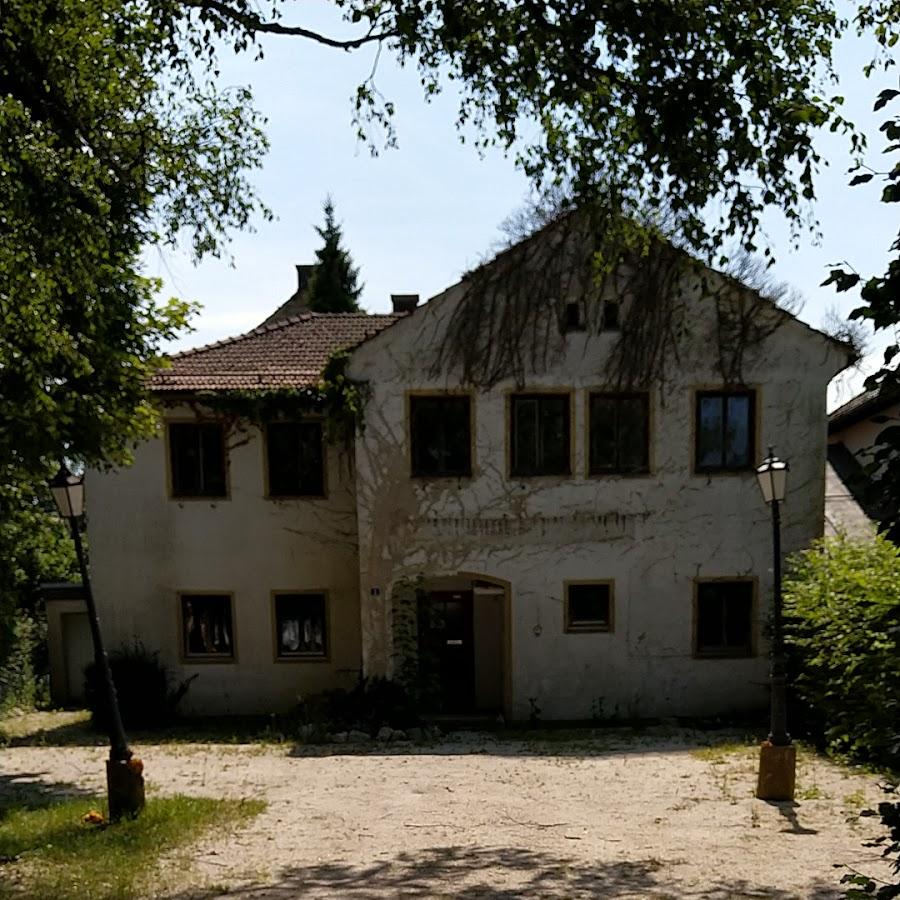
[784,533,900,766]
[0,611,46,712]
[85,642,195,730]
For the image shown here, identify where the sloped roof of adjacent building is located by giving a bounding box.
[150,312,404,393]
[828,383,900,434]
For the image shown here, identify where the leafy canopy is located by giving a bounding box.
[307,197,363,313]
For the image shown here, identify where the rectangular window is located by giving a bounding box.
[274,593,327,659]
[510,393,571,476]
[589,392,650,474]
[565,582,613,633]
[695,390,755,472]
[181,594,234,661]
[695,580,754,657]
[266,422,325,497]
[169,423,227,498]
[409,395,472,477]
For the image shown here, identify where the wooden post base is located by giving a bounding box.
[106,759,145,821]
[756,742,796,801]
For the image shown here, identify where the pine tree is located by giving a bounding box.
[306,197,363,313]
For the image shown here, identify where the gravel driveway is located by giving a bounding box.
[0,726,892,898]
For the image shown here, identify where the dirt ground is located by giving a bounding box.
[0,717,893,899]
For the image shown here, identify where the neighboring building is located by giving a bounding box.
[84,230,852,721]
[825,384,900,536]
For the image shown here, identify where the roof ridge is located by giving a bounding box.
[168,310,403,360]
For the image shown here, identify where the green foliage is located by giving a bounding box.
[296,675,422,736]
[307,197,362,313]
[0,613,44,714]
[0,794,264,900]
[85,642,196,731]
[842,787,900,899]
[166,0,850,262]
[0,482,76,709]
[1,0,268,490]
[783,533,900,766]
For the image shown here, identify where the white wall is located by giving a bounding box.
[349,277,849,720]
[85,409,362,715]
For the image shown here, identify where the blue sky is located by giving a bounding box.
[145,6,897,408]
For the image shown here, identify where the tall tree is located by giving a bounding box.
[307,198,363,313]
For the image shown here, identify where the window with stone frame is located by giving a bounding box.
[266,421,325,497]
[409,395,472,477]
[169,422,227,498]
[695,580,754,657]
[565,582,613,632]
[588,392,650,474]
[510,393,571,476]
[180,594,234,660]
[695,390,756,472]
[273,592,327,659]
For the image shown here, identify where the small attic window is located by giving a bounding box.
[603,301,620,331]
[564,302,584,332]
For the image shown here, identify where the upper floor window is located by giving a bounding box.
[510,393,571,477]
[695,580,754,658]
[695,390,755,472]
[169,423,227,498]
[266,421,325,497]
[409,394,472,477]
[589,392,650,475]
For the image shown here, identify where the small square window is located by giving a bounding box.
[695,390,755,472]
[266,422,325,497]
[169,423,227,498]
[510,393,571,477]
[409,395,472,477]
[695,581,754,658]
[181,594,234,661]
[563,302,585,332]
[274,593,327,659]
[589,393,650,474]
[565,583,613,632]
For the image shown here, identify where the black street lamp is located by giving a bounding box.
[754,447,796,801]
[50,462,145,821]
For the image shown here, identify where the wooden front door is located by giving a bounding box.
[419,591,475,713]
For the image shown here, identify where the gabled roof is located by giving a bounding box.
[150,312,404,393]
[828,384,900,434]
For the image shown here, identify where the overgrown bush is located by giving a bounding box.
[0,611,46,712]
[296,675,421,737]
[842,787,900,899]
[85,642,195,730]
[784,533,900,766]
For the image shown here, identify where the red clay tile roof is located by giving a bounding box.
[150,312,405,393]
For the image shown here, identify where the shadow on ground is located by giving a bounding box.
[0,772,93,819]
[168,844,840,899]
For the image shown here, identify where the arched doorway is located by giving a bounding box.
[419,573,510,720]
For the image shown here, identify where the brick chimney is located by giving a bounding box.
[296,264,315,293]
[391,294,419,314]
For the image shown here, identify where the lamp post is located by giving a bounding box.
[50,463,145,821]
[754,447,796,801]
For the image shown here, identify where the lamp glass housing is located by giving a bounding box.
[50,465,85,519]
[756,453,788,504]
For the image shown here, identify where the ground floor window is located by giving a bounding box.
[273,592,327,659]
[180,593,234,661]
[695,580,754,657]
[564,582,613,632]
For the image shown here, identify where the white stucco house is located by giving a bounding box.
[81,223,852,721]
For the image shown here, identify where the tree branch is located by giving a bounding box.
[186,0,395,50]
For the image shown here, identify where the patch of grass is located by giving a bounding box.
[690,742,751,764]
[843,788,867,810]
[0,794,264,899]
[796,784,828,801]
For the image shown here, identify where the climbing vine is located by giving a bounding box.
[158,349,369,454]
[436,195,805,394]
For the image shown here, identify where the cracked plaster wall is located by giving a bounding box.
[85,407,362,714]
[349,278,850,721]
